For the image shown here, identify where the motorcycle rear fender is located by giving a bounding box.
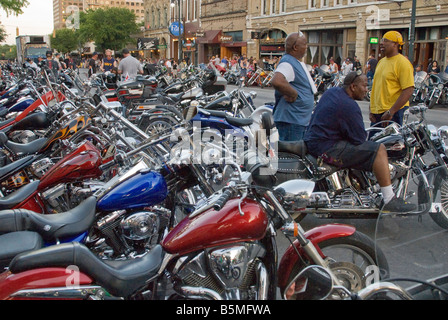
[0,267,93,300]
[277,223,356,292]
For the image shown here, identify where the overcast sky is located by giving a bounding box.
[1,0,54,45]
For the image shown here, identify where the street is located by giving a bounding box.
[238,83,448,295]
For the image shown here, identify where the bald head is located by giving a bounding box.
[285,32,307,59]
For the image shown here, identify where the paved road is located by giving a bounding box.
[234,84,448,296]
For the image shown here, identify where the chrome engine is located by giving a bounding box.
[173,243,268,300]
[92,206,171,258]
[30,158,54,178]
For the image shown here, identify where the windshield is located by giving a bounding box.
[26,47,50,57]
[373,166,448,299]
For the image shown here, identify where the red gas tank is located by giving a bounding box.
[162,198,269,255]
[38,141,102,191]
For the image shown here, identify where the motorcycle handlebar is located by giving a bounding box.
[213,189,234,211]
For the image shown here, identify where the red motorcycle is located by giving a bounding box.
[0,171,388,300]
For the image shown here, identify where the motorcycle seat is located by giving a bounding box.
[0,180,40,210]
[0,108,9,118]
[0,231,43,270]
[0,132,48,156]
[0,155,35,180]
[0,196,97,241]
[9,241,165,298]
[198,108,254,127]
[278,140,308,158]
[0,118,14,128]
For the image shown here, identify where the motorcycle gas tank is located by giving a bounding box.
[182,87,203,100]
[8,97,34,112]
[164,82,184,94]
[162,198,268,255]
[39,115,91,153]
[376,134,408,160]
[97,169,168,212]
[38,141,102,190]
[9,112,50,132]
[203,95,232,111]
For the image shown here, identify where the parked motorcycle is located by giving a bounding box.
[262,104,448,230]
[425,72,448,109]
[0,160,388,299]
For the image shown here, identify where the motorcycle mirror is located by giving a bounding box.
[274,179,315,202]
[284,265,334,300]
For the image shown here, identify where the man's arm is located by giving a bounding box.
[271,72,298,103]
[380,86,414,121]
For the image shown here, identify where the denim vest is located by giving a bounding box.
[273,54,315,126]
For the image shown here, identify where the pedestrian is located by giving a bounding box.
[341,58,353,76]
[369,31,414,128]
[43,51,60,79]
[365,54,378,83]
[240,56,249,83]
[304,71,416,213]
[328,58,339,76]
[271,32,317,141]
[428,60,440,75]
[172,59,178,78]
[353,56,362,72]
[101,49,117,73]
[88,52,99,77]
[118,48,144,81]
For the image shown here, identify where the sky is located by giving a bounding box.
[0,0,54,45]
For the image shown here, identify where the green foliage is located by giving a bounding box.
[0,44,17,60]
[78,7,139,52]
[51,28,80,54]
[0,0,29,16]
[0,24,6,43]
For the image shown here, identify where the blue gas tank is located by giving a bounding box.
[97,169,168,212]
[9,97,34,112]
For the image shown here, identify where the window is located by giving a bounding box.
[271,0,276,14]
[309,0,317,9]
[262,0,268,15]
[321,0,329,7]
[280,0,286,13]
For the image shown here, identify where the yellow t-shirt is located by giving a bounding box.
[370,54,414,114]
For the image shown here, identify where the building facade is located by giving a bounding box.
[247,0,448,70]
[143,0,448,69]
[53,0,145,30]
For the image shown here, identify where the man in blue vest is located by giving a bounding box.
[271,32,317,141]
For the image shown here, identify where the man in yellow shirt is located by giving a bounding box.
[369,31,414,128]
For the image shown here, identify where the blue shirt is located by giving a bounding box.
[273,54,315,126]
[304,87,367,157]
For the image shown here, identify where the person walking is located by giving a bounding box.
[271,32,317,141]
[88,52,99,78]
[369,31,414,128]
[118,48,143,81]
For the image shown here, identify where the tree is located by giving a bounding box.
[78,7,139,52]
[51,28,79,54]
[0,44,17,59]
[0,0,29,16]
[0,24,6,43]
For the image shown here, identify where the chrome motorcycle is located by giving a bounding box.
[266,104,448,229]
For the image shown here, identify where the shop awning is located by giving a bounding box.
[197,30,222,44]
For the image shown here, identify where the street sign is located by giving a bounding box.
[369,37,379,44]
[169,22,184,37]
[137,38,159,50]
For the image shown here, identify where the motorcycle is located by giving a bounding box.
[264,104,448,230]
[0,158,389,300]
[424,72,448,109]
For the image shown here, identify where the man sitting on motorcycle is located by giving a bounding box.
[304,71,416,213]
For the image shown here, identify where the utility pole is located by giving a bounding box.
[408,0,417,64]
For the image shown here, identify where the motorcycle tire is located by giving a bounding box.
[429,177,448,230]
[428,98,437,109]
[285,230,390,296]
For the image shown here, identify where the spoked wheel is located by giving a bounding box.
[429,178,448,229]
[318,231,390,293]
[144,119,174,136]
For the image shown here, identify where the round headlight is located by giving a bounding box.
[438,84,444,90]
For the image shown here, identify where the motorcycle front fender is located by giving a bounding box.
[277,223,356,291]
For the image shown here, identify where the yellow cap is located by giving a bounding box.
[382,31,405,45]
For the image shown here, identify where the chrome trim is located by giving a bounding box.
[10,286,108,299]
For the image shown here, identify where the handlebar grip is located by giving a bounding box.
[213,189,234,211]
[99,160,116,172]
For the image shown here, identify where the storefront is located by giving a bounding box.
[259,29,287,59]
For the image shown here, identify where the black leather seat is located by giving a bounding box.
[0,155,35,180]
[0,180,39,210]
[0,132,48,156]
[9,242,165,298]
[278,140,308,157]
[0,231,43,270]
[0,196,97,241]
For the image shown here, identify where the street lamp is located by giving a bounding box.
[171,0,183,61]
